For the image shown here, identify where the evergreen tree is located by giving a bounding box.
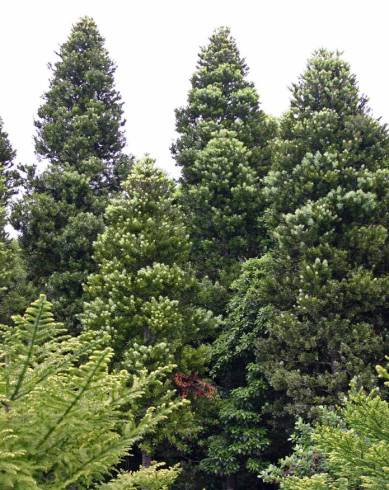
[82,158,217,456]
[0,117,18,203]
[0,294,181,489]
[0,122,33,323]
[262,361,389,489]
[12,17,131,332]
[230,50,389,422]
[172,27,275,290]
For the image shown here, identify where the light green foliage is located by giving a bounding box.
[0,295,180,489]
[12,17,131,332]
[83,158,216,452]
[262,362,389,489]
[101,463,180,489]
[234,49,389,420]
[172,27,275,290]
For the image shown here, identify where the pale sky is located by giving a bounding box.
[1,0,389,178]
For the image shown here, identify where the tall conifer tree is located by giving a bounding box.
[224,50,389,423]
[172,27,275,291]
[12,17,131,331]
[172,29,275,487]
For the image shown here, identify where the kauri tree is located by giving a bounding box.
[82,158,217,459]
[12,17,131,332]
[230,49,389,422]
[172,27,275,291]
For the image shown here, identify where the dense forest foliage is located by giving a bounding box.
[0,17,388,489]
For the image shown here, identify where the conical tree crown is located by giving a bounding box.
[173,27,273,182]
[35,16,125,181]
[290,48,361,116]
[82,158,214,365]
[12,17,130,331]
[92,157,190,274]
[245,50,389,419]
[267,49,388,225]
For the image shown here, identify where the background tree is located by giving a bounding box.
[82,158,217,462]
[12,17,131,332]
[229,49,389,425]
[172,27,276,296]
[0,121,33,323]
[0,117,19,203]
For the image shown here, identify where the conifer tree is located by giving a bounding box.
[0,121,33,323]
[0,295,181,489]
[12,17,131,332]
[262,361,389,489]
[172,27,275,290]
[228,50,389,421]
[82,158,216,456]
[0,117,18,204]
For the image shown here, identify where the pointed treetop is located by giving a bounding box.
[289,48,364,116]
[35,16,125,169]
[173,26,273,178]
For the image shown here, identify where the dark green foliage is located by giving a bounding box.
[12,17,131,332]
[179,130,267,286]
[200,261,273,486]
[262,362,389,489]
[0,117,18,203]
[172,27,276,486]
[172,27,275,290]
[0,125,34,322]
[233,50,389,422]
[34,17,125,182]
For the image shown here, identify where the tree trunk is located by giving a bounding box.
[226,475,236,490]
[141,451,152,468]
[144,326,150,343]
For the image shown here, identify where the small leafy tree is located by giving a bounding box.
[200,262,271,488]
[0,295,181,489]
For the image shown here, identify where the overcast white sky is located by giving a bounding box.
[1,0,388,177]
